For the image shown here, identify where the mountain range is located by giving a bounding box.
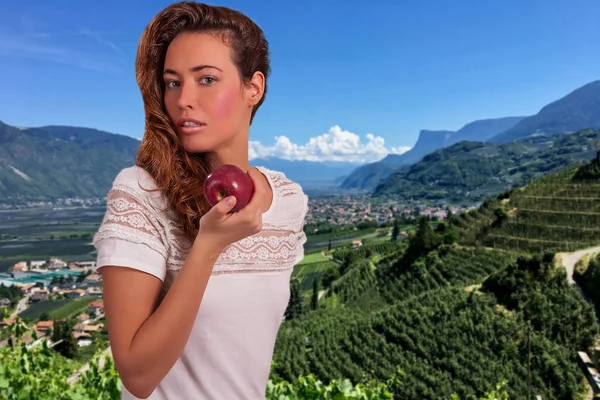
[0,121,360,202]
[372,128,600,205]
[1,79,598,203]
[339,117,525,190]
[341,79,600,190]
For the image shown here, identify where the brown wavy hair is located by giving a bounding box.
[134,1,271,242]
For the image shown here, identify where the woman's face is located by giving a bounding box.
[162,31,261,154]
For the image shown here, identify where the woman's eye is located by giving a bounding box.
[200,76,216,84]
[166,80,179,88]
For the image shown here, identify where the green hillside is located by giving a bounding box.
[574,253,600,310]
[269,153,600,399]
[371,128,600,205]
[0,121,140,203]
[272,239,597,399]
[450,150,600,254]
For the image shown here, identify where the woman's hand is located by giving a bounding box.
[196,167,270,251]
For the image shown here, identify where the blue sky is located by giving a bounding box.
[0,0,598,163]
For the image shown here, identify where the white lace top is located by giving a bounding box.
[92,165,308,400]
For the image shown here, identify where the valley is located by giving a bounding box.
[1,77,600,398]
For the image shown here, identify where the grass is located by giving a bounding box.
[298,251,330,265]
[18,295,98,322]
[50,295,98,319]
[19,299,71,321]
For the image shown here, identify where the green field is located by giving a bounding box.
[0,206,104,272]
[19,299,71,321]
[18,295,98,321]
[50,295,98,319]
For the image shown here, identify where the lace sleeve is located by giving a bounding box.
[294,192,308,264]
[93,186,168,281]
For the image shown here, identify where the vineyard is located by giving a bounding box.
[450,154,600,254]
[3,154,600,398]
[0,329,512,399]
[272,246,598,399]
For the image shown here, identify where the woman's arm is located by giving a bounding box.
[100,234,222,399]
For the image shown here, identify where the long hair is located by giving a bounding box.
[135,1,271,242]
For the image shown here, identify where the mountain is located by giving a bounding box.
[0,120,365,202]
[341,117,525,190]
[489,80,600,143]
[371,128,600,205]
[336,158,403,191]
[250,157,362,188]
[0,121,140,202]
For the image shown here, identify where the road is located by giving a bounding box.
[558,246,600,400]
[559,246,600,285]
[9,294,31,320]
[558,246,600,321]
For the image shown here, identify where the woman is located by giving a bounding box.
[92,2,308,399]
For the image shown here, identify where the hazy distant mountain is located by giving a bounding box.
[251,157,363,187]
[0,121,140,202]
[489,80,600,143]
[341,116,525,190]
[0,120,365,202]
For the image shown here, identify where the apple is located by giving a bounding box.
[203,164,254,213]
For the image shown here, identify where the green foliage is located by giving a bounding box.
[51,319,80,359]
[481,253,599,352]
[265,368,402,399]
[574,253,600,309]
[372,128,600,204]
[311,278,321,311]
[572,150,600,181]
[0,284,24,305]
[0,332,509,400]
[284,278,304,321]
[272,240,595,399]
[451,156,600,253]
[0,336,120,399]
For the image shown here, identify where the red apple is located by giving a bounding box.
[203,164,254,213]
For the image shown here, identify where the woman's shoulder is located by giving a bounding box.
[254,166,306,198]
[254,166,309,230]
[112,165,159,191]
[110,165,167,207]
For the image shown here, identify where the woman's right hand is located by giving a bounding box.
[195,167,270,251]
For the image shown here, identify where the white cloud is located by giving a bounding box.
[249,125,411,163]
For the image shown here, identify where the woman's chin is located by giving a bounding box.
[179,139,214,154]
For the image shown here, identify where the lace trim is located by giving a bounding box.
[261,168,304,198]
[166,231,306,274]
[93,186,169,260]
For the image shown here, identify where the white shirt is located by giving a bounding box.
[93,165,308,399]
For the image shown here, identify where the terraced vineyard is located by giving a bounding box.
[272,239,596,399]
[324,246,514,310]
[450,154,600,254]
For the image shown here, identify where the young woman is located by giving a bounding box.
[92,2,308,399]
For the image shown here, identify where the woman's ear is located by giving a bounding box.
[247,71,265,106]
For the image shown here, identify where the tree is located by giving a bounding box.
[51,319,79,359]
[311,278,321,311]
[391,219,399,242]
[403,216,440,265]
[284,278,303,320]
[39,312,51,321]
